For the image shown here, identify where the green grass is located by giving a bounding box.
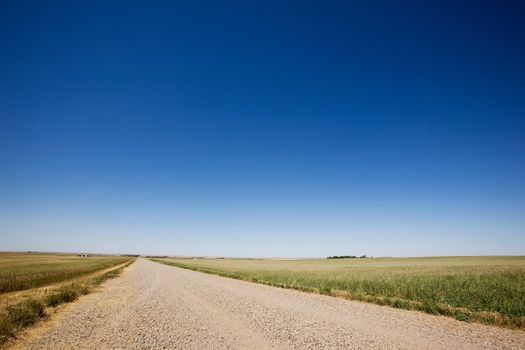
[0,299,46,343]
[0,255,134,346]
[152,256,525,329]
[0,253,131,294]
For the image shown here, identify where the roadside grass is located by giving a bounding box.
[151,256,525,329]
[0,253,131,293]
[0,257,134,346]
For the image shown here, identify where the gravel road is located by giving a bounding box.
[13,258,524,349]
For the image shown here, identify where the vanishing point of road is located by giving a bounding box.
[12,258,525,349]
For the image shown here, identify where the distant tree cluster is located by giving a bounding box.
[327,255,367,259]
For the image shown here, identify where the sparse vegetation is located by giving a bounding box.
[0,253,134,346]
[152,256,525,329]
[0,299,45,343]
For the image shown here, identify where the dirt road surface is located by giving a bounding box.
[11,258,524,349]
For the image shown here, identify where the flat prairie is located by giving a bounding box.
[0,252,131,293]
[153,256,525,328]
[0,252,133,346]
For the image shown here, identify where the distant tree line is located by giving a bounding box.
[327,255,367,259]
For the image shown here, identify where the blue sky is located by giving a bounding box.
[1,1,524,257]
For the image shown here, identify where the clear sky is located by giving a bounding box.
[1,1,524,257]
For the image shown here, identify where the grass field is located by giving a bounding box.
[152,256,525,328]
[0,253,131,293]
[0,252,134,346]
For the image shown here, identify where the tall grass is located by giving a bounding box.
[152,256,525,328]
[0,300,46,344]
[0,253,131,293]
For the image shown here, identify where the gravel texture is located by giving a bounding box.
[13,258,525,349]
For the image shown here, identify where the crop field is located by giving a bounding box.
[153,256,525,328]
[0,252,131,293]
[0,252,134,346]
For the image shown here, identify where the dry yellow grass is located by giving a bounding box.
[0,252,134,346]
[0,252,130,293]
